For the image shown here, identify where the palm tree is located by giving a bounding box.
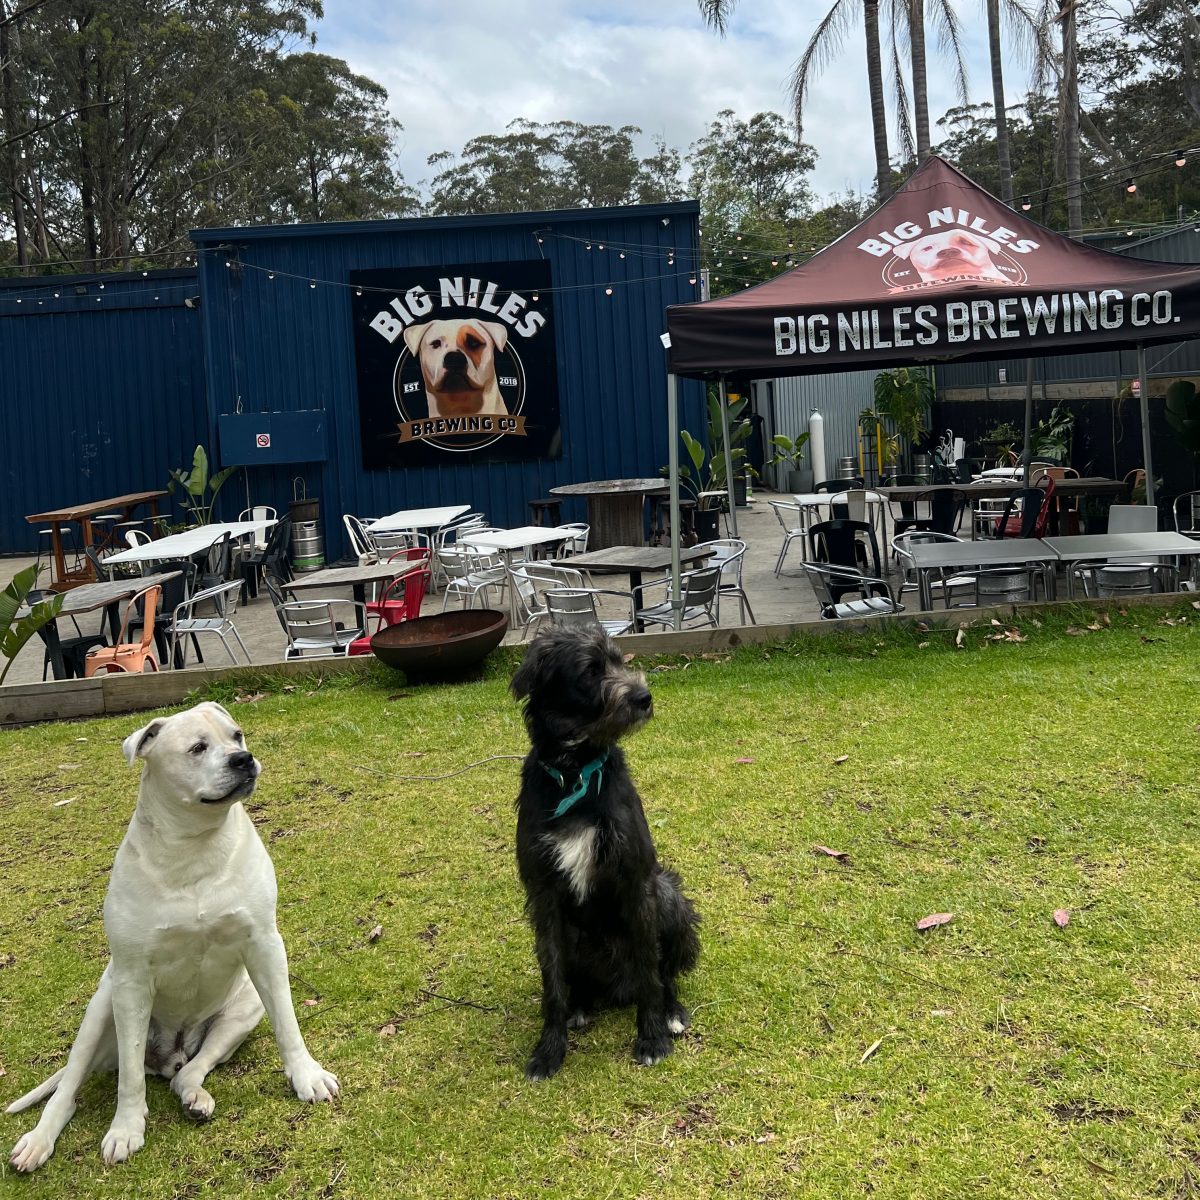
[698,0,894,198]
[1058,0,1082,235]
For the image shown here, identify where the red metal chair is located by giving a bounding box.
[994,475,1055,539]
[83,585,161,676]
[349,556,431,656]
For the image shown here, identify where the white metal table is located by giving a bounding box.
[103,519,276,566]
[459,526,572,622]
[367,505,470,534]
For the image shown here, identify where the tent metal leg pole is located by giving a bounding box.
[667,372,682,631]
[718,377,739,538]
[1021,357,1035,487]
[1137,343,1155,507]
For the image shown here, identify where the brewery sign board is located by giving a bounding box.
[351,260,560,468]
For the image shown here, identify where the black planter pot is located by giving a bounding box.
[693,507,721,543]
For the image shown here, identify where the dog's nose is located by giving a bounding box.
[442,350,467,370]
[229,751,254,772]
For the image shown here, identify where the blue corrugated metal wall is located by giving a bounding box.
[192,203,705,562]
[0,269,206,554]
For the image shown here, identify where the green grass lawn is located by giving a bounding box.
[3,604,1200,1198]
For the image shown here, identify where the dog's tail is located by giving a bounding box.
[656,867,701,976]
[5,1068,65,1114]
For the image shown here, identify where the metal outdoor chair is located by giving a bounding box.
[986,476,1054,540]
[197,531,235,594]
[343,513,380,564]
[241,514,291,598]
[1173,490,1200,540]
[698,538,755,624]
[237,506,277,552]
[769,500,807,576]
[168,579,251,668]
[264,571,366,659]
[505,561,587,638]
[635,565,722,631]
[553,523,590,558]
[83,585,161,676]
[545,587,637,636]
[27,587,108,681]
[807,519,883,599]
[799,561,904,620]
[815,477,863,493]
[439,546,506,611]
[955,458,982,483]
[890,531,975,609]
[1073,502,1177,597]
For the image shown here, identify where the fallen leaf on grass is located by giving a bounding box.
[52,798,73,807]
[754,1132,777,1144]
[1053,909,1071,927]
[955,627,966,648]
[57,763,79,771]
[1100,612,1111,625]
[367,924,383,942]
[916,621,930,632]
[916,912,954,931]
[917,641,930,649]
[1193,600,1200,611]
[814,845,849,860]
[734,757,756,765]
[302,998,319,1007]
[378,1023,397,1038]
[832,754,850,765]
[860,1037,884,1063]
[0,1060,5,1078]
[234,691,266,704]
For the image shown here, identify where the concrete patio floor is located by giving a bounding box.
[0,491,871,689]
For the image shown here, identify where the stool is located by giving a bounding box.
[529,498,563,527]
[648,496,697,546]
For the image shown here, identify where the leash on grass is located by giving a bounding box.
[351,754,524,783]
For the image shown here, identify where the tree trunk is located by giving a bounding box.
[987,0,1014,203]
[1060,0,1082,237]
[910,0,931,160]
[0,1,28,267]
[864,0,893,197]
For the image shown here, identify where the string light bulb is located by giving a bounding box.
[532,292,539,301]
[771,258,779,267]
[688,276,697,284]
[604,286,613,295]
[598,243,604,250]
[268,271,275,280]
[355,286,363,296]
[619,251,626,259]
[585,242,592,250]
[1125,178,1137,193]
[735,234,742,241]
[1176,149,1187,168]
[1020,196,1032,211]
[309,278,317,288]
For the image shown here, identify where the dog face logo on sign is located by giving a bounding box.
[857,209,1038,293]
[351,261,560,468]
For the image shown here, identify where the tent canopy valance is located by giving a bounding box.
[666,156,1200,381]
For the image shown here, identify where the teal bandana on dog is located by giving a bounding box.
[539,750,610,819]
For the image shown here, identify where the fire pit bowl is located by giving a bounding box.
[369,609,509,681]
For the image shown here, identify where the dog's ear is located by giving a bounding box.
[973,233,1001,254]
[123,718,166,766]
[510,638,547,700]
[891,241,915,261]
[199,700,233,722]
[402,322,430,356]
[479,320,508,353]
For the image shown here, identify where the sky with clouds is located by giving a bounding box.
[313,0,1023,204]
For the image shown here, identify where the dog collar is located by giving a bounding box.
[539,750,610,819]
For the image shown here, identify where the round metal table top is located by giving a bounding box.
[549,478,668,497]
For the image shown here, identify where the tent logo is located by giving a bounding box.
[859,210,1040,292]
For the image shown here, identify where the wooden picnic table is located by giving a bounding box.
[25,490,169,591]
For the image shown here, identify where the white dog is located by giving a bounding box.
[892,229,1008,284]
[403,317,509,418]
[7,701,338,1173]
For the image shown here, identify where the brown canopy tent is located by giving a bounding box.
[656,155,1200,625]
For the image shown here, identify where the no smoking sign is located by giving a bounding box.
[256,433,271,448]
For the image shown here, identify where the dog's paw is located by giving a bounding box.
[100,1119,145,1165]
[633,1034,673,1067]
[179,1085,215,1121]
[525,1041,566,1082]
[10,1129,56,1173]
[287,1058,339,1103]
[567,1011,591,1030]
[667,1004,691,1036]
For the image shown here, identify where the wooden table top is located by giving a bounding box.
[569,545,714,572]
[549,479,669,497]
[876,477,1125,502]
[18,571,180,618]
[25,490,169,524]
[284,562,411,591]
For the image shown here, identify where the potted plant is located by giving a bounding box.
[664,394,758,540]
[873,367,932,472]
[981,419,1022,465]
[1032,404,1075,463]
[1,564,63,686]
[167,444,240,527]
[766,431,811,492]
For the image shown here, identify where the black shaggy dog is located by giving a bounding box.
[510,626,700,1080]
